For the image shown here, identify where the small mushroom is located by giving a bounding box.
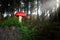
[14,11,27,22]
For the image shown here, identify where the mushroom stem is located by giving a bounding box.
[19,16,22,22]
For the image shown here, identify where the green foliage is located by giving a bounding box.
[0,16,19,26]
[15,22,38,40]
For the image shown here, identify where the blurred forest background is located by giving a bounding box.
[0,0,60,40]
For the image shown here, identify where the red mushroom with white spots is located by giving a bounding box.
[14,11,27,22]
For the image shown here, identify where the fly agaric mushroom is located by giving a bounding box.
[14,11,27,22]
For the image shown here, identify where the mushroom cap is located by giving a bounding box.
[14,11,27,16]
